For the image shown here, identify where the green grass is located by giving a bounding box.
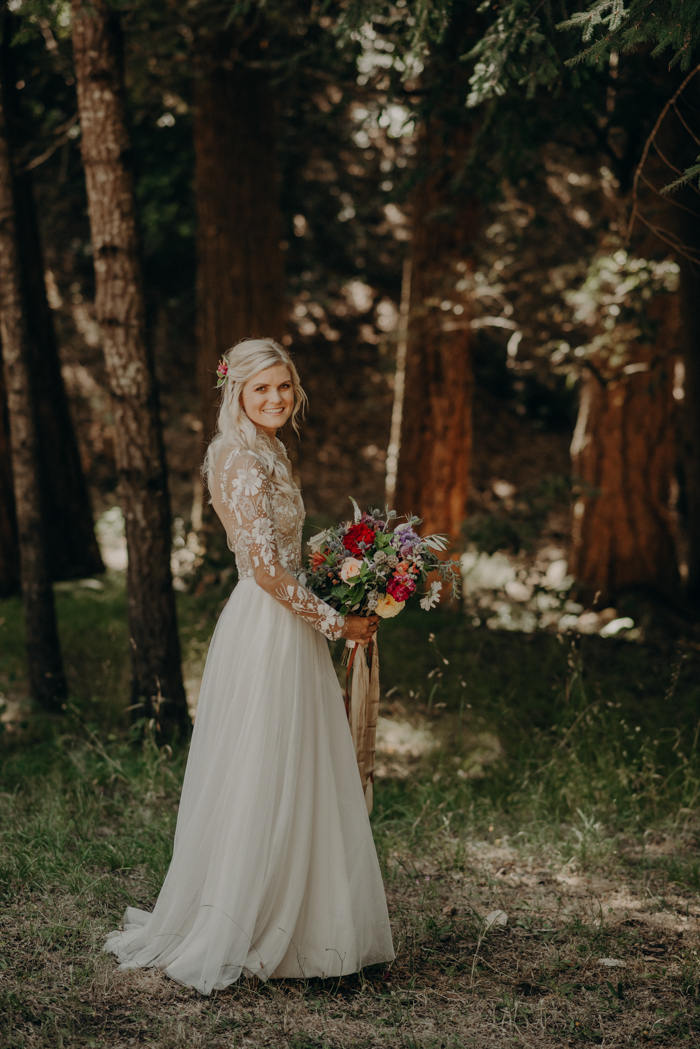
[1,578,700,1046]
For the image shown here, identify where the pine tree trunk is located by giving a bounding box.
[0,18,103,594]
[72,0,189,738]
[393,128,477,542]
[13,166,104,583]
[570,323,679,604]
[678,261,700,604]
[194,58,285,442]
[0,72,67,709]
[0,356,19,597]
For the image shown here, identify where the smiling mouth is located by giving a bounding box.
[262,408,286,414]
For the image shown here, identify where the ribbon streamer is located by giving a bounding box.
[344,639,380,814]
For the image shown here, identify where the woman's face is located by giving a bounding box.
[240,364,295,436]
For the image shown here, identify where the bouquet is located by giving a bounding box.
[304,499,461,815]
[305,498,461,629]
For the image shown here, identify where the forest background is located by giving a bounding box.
[3,1,700,1047]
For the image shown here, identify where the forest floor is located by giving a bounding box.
[1,576,700,1048]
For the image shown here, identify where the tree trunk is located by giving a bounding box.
[678,260,700,602]
[194,58,285,443]
[0,354,19,597]
[72,0,189,738]
[0,71,67,709]
[570,311,680,604]
[13,165,104,583]
[393,128,477,542]
[0,19,103,594]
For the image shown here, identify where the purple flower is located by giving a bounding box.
[393,523,421,551]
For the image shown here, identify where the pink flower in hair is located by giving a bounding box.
[216,359,229,388]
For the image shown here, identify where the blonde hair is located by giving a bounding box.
[202,338,307,496]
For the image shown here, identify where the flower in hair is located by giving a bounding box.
[215,359,229,388]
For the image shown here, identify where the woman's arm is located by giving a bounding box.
[217,450,346,640]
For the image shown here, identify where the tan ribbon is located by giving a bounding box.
[348,639,380,814]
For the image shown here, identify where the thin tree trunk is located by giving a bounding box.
[570,300,680,603]
[194,58,285,443]
[394,128,477,542]
[0,71,67,709]
[72,0,189,738]
[0,354,19,597]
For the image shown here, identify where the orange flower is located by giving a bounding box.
[311,551,326,569]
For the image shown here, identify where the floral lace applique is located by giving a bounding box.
[212,447,345,641]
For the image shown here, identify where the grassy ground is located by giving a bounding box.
[1,576,700,1047]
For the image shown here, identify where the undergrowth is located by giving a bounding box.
[1,579,700,1046]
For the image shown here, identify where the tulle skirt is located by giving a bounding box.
[103,578,395,994]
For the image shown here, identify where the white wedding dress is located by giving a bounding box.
[104,441,394,994]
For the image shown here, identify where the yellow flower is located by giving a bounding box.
[376,593,404,619]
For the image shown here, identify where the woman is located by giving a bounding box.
[104,338,395,994]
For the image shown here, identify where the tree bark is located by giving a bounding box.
[194,58,285,443]
[13,165,104,583]
[678,260,700,602]
[0,20,103,595]
[0,71,67,709]
[0,354,19,597]
[72,0,189,738]
[570,300,680,603]
[393,127,477,542]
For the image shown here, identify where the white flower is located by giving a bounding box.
[232,466,263,498]
[308,529,330,553]
[340,557,363,582]
[249,517,275,567]
[420,581,442,610]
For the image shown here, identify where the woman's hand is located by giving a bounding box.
[342,614,379,645]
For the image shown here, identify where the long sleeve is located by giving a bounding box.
[214,450,346,641]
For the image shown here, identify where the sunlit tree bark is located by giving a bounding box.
[0,71,67,709]
[570,298,680,603]
[72,0,189,738]
[194,48,285,443]
[393,126,477,543]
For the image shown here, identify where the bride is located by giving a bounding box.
[104,338,395,994]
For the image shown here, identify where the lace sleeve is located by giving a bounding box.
[217,451,346,641]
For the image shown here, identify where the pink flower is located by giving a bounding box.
[340,557,363,582]
[215,359,229,387]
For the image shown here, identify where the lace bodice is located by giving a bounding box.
[211,444,345,641]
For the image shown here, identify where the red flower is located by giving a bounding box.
[387,576,416,602]
[343,522,376,557]
[311,551,326,570]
